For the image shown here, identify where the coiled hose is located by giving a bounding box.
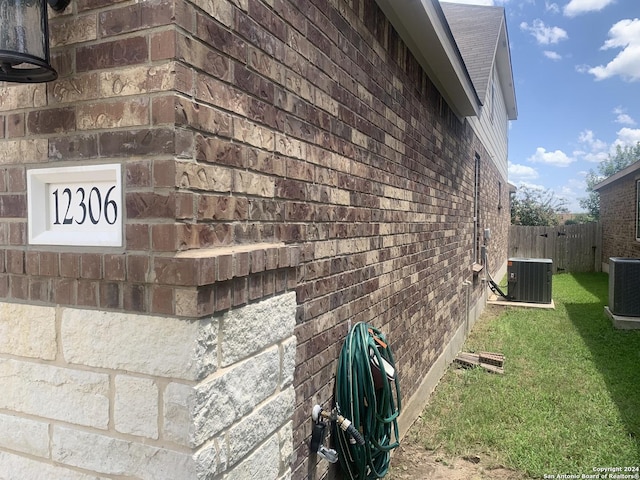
[334,322,401,479]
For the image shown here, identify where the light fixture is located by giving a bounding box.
[0,0,71,83]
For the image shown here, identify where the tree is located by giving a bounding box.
[511,185,568,226]
[579,142,640,220]
[564,213,594,225]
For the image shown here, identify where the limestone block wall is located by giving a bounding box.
[0,292,296,479]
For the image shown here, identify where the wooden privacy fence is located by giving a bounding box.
[509,222,602,273]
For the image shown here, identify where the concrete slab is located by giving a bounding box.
[487,294,555,309]
[604,306,640,330]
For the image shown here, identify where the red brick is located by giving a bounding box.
[153,257,198,286]
[6,250,23,274]
[25,251,39,276]
[30,278,50,303]
[248,273,263,300]
[52,278,76,305]
[123,283,146,312]
[0,275,7,297]
[175,193,194,220]
[100,282,121,309]
[150,285,174,314]
[263,271,275,296]
[60,253,80,278]
[7,168,25,192]
[151,224,178,252]
[10,275,28,299]
[265,247,279,270]
[80,254,102,279]
[77,280,99,307]
[104,254,126,281]
[251,250,265,273]
[0,194,26,218]
[214,280,232,312]
[127,255,149,283]
[217,255,233,281]
[27,108,75,135]
[196,257,215,285]
[196,285,215,316]
[151,96,176,126]
[126,161,152,188]
[152,159,176,188]
[195,135,245,167]
[126,192,175,219]
[100,128,175,157]
[196,11,246,60]
[126,224,150,250]
[40,252,59,276]
[76,36,148,72]
[99,0,174,37]
[49,134,99,160]
[7,114,24,138]
[232,277,248,306]
[234,252,250,277]
[150,30,176,61]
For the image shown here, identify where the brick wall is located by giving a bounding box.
[0,0,510,478]
[599,174,640,263]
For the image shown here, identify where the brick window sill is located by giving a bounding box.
[153,243,301,287]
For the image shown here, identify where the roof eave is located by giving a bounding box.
[496,17,518,121]
[374,0,480,118]
[593,159,640,191]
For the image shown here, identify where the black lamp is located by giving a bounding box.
[0,0,71,83]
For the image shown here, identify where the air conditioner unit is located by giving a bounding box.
[507,258,553,304]
[609,257,640,317]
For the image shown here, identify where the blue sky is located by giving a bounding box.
[442,0,640,212]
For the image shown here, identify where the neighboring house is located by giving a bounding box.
[0,1,516,479]
[594,159,640,270]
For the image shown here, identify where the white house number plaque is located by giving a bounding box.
[28,164,122,247]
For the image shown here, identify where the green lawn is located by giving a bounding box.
[405,272,640,477]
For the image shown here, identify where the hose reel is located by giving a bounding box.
[310,322,401,479]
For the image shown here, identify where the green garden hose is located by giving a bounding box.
[334,322,401,479]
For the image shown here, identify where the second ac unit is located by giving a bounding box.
[609,257,640,317]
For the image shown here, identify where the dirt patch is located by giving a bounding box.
[388,443,529,480]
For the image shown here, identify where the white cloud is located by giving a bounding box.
[508,162,539,181]
[571,128,640,163]
[573,129,609,163]
[558,177,588,212]
[545,1,560,14]
[544,50,562,60]
[588,19,640,82]
[440,0,492,4]
[563,0,616,17]
[614,127,640,147]
[613,107,636,125]
[520,19,569,45]
[528,147,574,167]
[578,129,608,151]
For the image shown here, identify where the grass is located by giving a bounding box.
[406,272,640,477]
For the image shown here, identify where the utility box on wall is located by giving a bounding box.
[508,258,553,304]
[609,257,640,317]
